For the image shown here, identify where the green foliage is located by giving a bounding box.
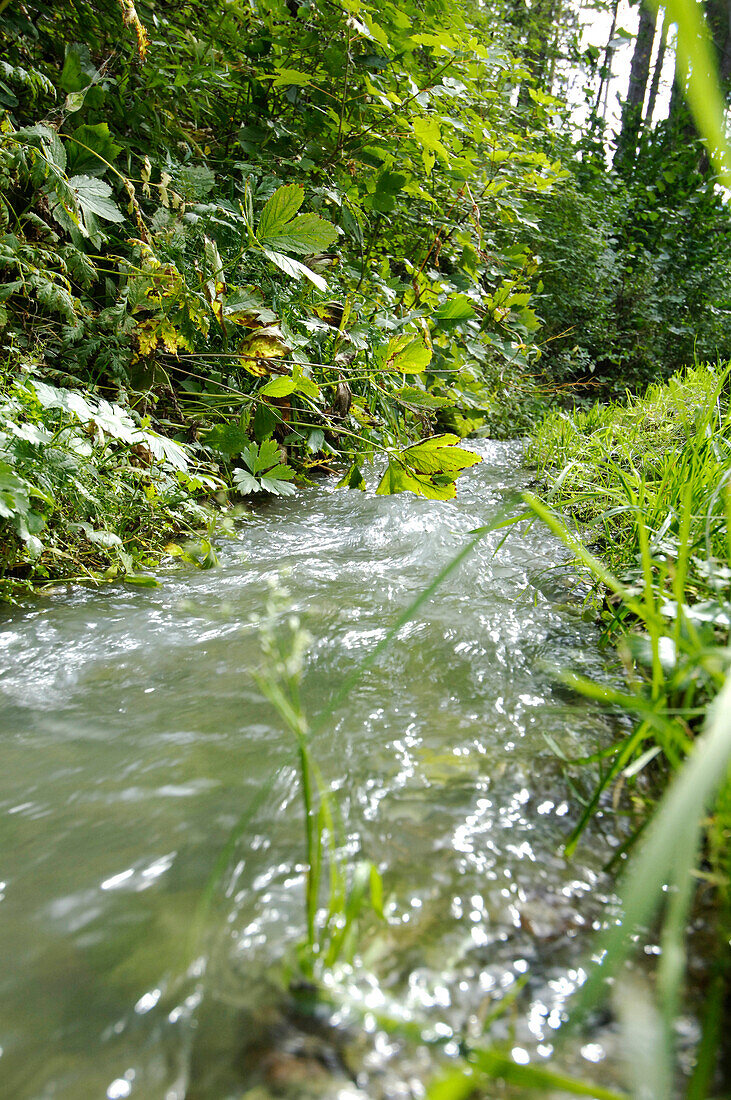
[0,370,218,594]
[233,440,296,497]
[533,151,731,391]
[526,361,731,1090]
[377,433,481,500]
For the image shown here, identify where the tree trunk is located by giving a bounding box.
[644,9,667,127]
[614,1,657,170]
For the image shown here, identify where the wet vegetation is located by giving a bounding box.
[2,0,731,1095]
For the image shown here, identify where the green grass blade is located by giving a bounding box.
[568,667,731,1024]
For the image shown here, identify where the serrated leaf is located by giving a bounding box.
[435,294,477,325]
[68,175,124,223]
[376,458,456,500]
[375,170,408,195]
[65,123,121,177]
[412,117,449,170]
[233,469,262,494]
[258,184,305,239]
[60,43,98,93]
[259,376,297,398]
[262,463,295,480]
[377,335,432,373]
[403,435,481,474]
[261,213,338,255]
[396,386,453,408]
[135,431,190,470]
[294,373,320,399]
[266,68,313,87]
[242,439,281,475]
[338,463,366,491]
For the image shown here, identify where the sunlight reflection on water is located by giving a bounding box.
[0,440,628,1098]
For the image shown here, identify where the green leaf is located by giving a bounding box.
[258,184,305,239]
[68,175,124,223]
[412,117,449,172]
[306,428,325,453]
[261,213,338,255]
[259,475,296,496]
[396,386,453,409]
[123,574,161,588]
[60,44,98,93]
[292,365,320,399]
[338,463,366,490]
[65,123,121,177]
[434,295,477,326]
[376,458,456,500]
[233,469,261,494]
[377,335,432,373]
[205,423,251,455]
[259,376,297,398]
[429,1049,627,1100]
[403,434,481,475]
[263,462,295,480]
[266,68,313,87]
[242,439,282,475]
[72,522,122,548]
[262,248,328,291]
[372,170,408,212]
[377,436,481,500]
[253,403,279,441]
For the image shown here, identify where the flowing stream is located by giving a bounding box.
[0,441,631,1099]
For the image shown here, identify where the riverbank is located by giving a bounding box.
[0,355,537,600]
[525,360,731,1094]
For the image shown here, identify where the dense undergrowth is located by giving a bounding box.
[0,0,559,598]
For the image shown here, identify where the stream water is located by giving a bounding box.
[0,441,631,1099]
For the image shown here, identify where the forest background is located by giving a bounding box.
[2,0,730,589]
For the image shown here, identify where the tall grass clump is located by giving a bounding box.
[523,361,731,1094]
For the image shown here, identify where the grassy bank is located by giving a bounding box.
[524,361,731,1093]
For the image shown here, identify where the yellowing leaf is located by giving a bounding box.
[403,434,481,475]
[376,459,456,500]
[240,326,291,362]
[376,335,432,373]
[135,320,159,355]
